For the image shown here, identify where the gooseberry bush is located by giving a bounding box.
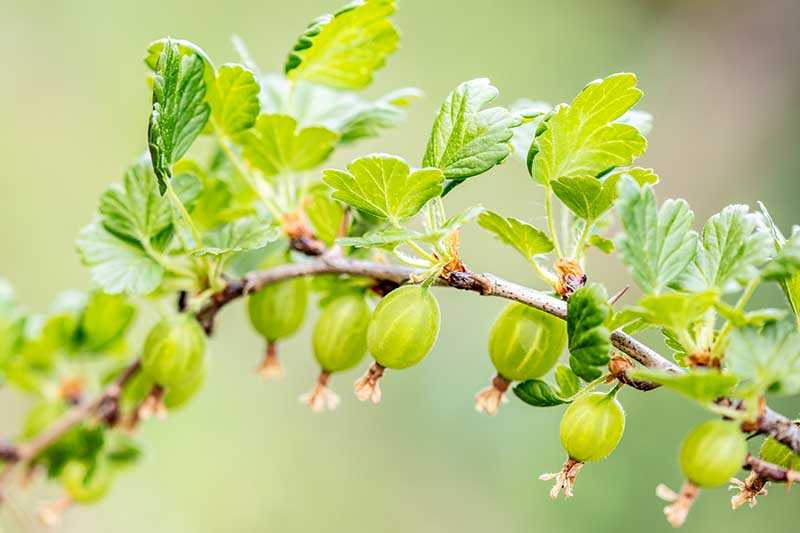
[1,0,799,527]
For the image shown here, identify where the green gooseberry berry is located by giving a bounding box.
[560,392,625,463]
[60,458,113,504]
[313,292,371,374]
[141,315,206,388]
[679,420,747,488]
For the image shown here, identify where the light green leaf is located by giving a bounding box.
[758,202,800,322]
[763,229,800,281]
[304,185,346,246]
[423,78,521,191]
[79,292,136,353]
[554,364,581,397]
[75,223,163,295]
[551,175,620,222]
[513,379,570,407]
[261,75,420,145]
[530,73,646,186]
[567,284,612,381]
[617,178,697,294]
[676,205,770,293]
[616,109,653,136]
[322,154,444,222]
[193,217,280,257]
[338,226,417,250]
[241,114,338,178]
[208,63,261,137]
[604,166,659,186]
[284,0,399,90]
[629,368,737,403]
[715,302,787,328]
[588,234,614,254]
[726,322,800,396]
[148,40,211,194]
[509,99,551,164]
[99,159,172,245]
[632,290,718,333]
[477,210,553,262]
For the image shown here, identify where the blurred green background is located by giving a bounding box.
[1,0,799,531]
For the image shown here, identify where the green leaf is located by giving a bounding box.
[193,217,280,257]
[241,114,338,178]
[304,185,346,246]
[477,210,553,262]
[509,99,551,164]
[551,175,620,222]
[148,40,211,194]
[715,302,786,328]
[588,234,614,254]
[726,322,800,396]
[629,368,737,403]
[99,158,173,245]
[758,202,800,322]
[284,0,399,90]
[261,75,420,145]
[530,73,646,186]
[567,284,612,381]
[208,63,261,137]
[617,178,697,294]
[632,290,718,334]
[322,154,444,222]
[762,229,800,281]
[79,292,136,353]
[423,78,521,191]
[513,379,569,407]
[676,205,770,293]
[554,364,580,397]
[75,223,163,295]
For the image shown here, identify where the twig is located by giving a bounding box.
[744,454,800,484]
[194,253,800,453]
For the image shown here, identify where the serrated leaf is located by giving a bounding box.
[551,175,620,222]
[758,202,800,323]
[509,99,551,164]
[208,63,260,137]
[617,178,697,294]
[530,73,646,186]
[99,159,173,244]
[304,185,346,246]
[615,109,653,136]
[423,78,521,191]
[261,75,420,145]
[75,223,163,295]
[629,368,736,403]
[676,205,770,293]
[762,229,800,281]
[241,114,338,178]
[477,210,553,262]
[322,154,443,222]
[639,291,718,331]
[338,226,417,249]
[715,302,786,328]
[513,379,569,407]
[148,40,211,194]
[193,217,280,257]
[554,364,580,397]
[567,284,612,381]
[284,0,399,90]
[726,322,800,396]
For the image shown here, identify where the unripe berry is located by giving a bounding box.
[679,420,746,488]
[366,285,440,369]
[559,392,625,462]
[248,277,309,342]
[141,315,206,388]
[313,293,371,373]
[60,459,113,504]
[488,302,566,381]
